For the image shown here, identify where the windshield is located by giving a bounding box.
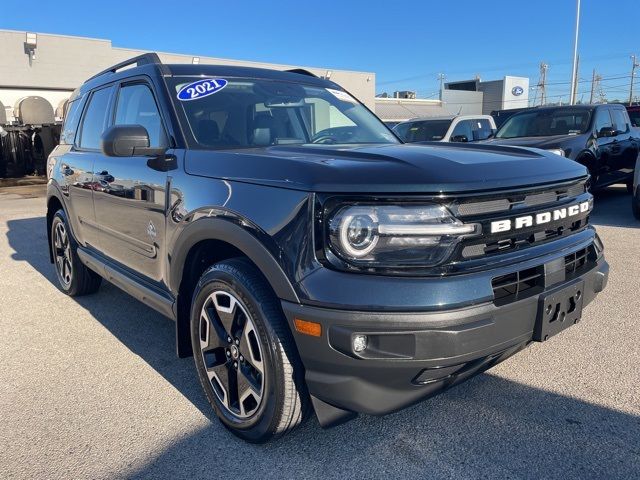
[496,109,592,139]
[168,77,398,148]
[393,120,452,142]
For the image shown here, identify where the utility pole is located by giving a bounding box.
[569,0,581,105]
[630,55,639,105]
[537,62,548,106]
[437,73,446,101]
[590,69,602,104]
[572,55,580,104]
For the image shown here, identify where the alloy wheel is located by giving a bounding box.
[199,290,265,419]
[53,221,72,287]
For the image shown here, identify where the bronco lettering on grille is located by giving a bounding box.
[490,201,591,234]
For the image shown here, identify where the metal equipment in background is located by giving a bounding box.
[0,96,63,179]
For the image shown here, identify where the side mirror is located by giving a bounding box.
[597,126,616,138]
[101,124,166,157]
[450,134,469,143]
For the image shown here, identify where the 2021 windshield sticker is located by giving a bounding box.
[177,78,228,101]
[326,88,357,103]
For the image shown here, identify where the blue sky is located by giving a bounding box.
[2,0,639,102]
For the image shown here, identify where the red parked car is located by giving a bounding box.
[627,105,640,127]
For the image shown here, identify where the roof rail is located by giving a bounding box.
[86,53,163,82]
[285,68,318,78]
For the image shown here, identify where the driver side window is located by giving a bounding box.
[593,108,613,135]
[115,84,168,148]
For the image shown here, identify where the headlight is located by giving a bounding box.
[327,204,480,268]
[546,148,565,157]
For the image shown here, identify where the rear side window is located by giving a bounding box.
[474,119,494,141]
[78,87,112,150]
[611,109,630,134]
[115,84,168,148]
[450,120,474,141]
[395,120,452,142]
[628,110,640,127]
[60,95,86,145]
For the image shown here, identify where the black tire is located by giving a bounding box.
[633,190,640,220]
[190,258,308,442]
[50,209,102,296]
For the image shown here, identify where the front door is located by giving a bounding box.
[92,81,170,284]
[592,107,616,185]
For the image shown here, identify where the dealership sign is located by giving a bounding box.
[511,86,524,96]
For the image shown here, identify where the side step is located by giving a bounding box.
[77,247,176,321]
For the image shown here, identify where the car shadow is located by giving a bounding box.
[6,215,216,421]
[591,185,639,228]
[6,216,640,479]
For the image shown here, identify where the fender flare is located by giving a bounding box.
[574,150,597,173]
[169,217,299,303]
[45,184,69,263]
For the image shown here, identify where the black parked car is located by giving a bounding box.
[46,54,609,442]
[483,104,639,191]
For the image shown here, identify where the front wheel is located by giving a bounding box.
[190,258,308,442]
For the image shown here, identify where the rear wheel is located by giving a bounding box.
[50,209,102,296]
[190,258,308,442]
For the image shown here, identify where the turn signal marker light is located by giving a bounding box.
[294,318,322,337]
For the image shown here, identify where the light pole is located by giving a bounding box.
[569,0,581,105]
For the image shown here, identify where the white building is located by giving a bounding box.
[0,29,375,123]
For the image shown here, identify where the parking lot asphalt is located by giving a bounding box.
[0,184,638,480]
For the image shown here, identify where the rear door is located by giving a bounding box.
[92,78,171,284]
[60,85,115,248]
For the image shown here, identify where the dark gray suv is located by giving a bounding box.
[46,54,609,442]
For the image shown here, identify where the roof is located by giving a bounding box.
[81,57,338,93]
[164,64,334,88]
[404,114,494,122]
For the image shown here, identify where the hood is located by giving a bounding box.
[184,143,587,194]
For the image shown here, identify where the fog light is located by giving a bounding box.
[353,334,368,353]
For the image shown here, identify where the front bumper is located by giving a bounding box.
[282,253,608,425]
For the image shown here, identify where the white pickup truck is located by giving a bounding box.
[393,114,497,143]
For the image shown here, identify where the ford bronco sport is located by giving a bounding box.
[47,54,609,442]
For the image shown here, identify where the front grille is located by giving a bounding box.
[461,217,588,258]
[454,180,587,218]
[492,266,544,304]
[565,248,589,274]
[491,245,595,305]
[453,179,591,262]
